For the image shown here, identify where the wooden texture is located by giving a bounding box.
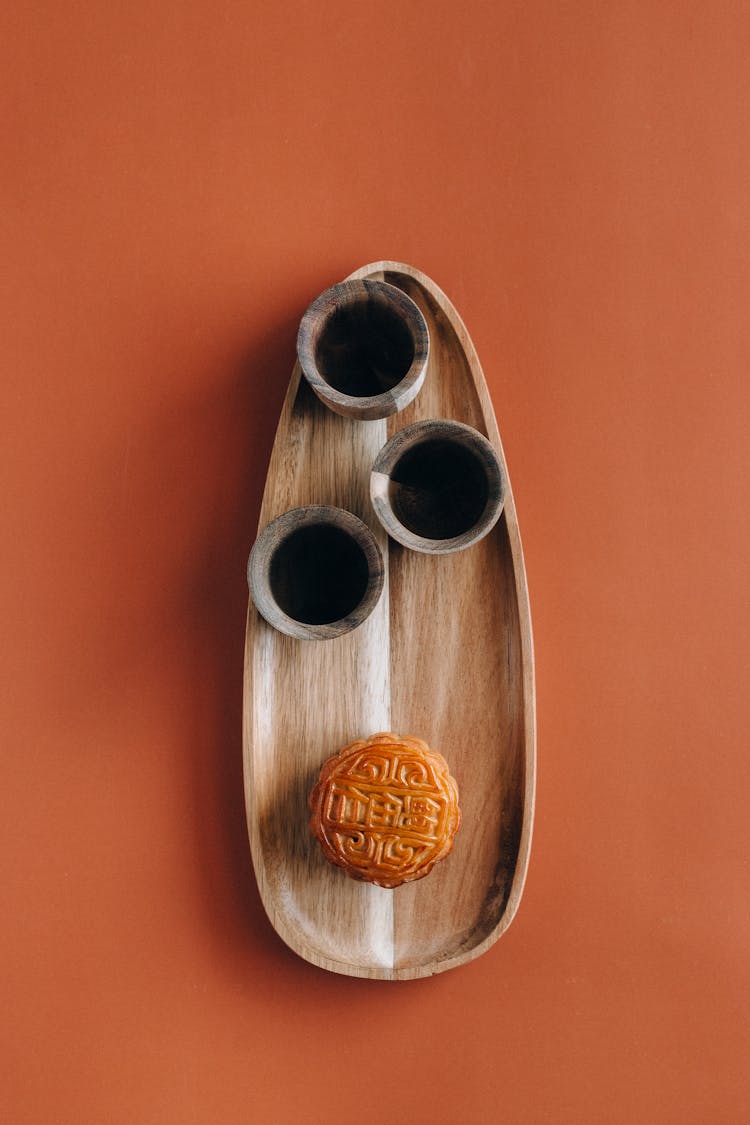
[243,261,535,979]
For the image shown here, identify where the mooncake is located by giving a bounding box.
[309,732,461,888]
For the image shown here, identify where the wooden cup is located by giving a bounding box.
[247,505,385,640]
[296,279,429,420]
[369,419,505,554]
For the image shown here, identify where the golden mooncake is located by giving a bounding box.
[309,731,461,888]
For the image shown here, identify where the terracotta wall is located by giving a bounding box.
[2,2,748,1122]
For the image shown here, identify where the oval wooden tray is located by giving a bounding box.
[243,261,535,979]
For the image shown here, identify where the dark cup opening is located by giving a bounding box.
[248,506,385,639]
[370,420,505,555]
[387,440,490,540]
[297,280,429,420]
[269,524,370,625]
[314,299,415,399]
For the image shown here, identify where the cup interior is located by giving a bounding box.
[315,297,415,398]
[297,280,429,419]
[387,438,490,540]
[248,506,384,639]
[268,523,370,625]
[370,421,505,554]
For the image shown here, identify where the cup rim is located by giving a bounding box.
[248,505,385,639]
[297,279,429,420]
[370,420,506,554]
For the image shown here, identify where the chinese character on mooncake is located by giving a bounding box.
[309,732,461,888]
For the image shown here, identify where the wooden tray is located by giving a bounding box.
[242,261,535,979]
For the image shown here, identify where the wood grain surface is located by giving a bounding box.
[243,261,535,978]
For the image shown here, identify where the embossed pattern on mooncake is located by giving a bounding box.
[309,732,461,888]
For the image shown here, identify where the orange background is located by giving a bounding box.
[2,2,749,1122]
